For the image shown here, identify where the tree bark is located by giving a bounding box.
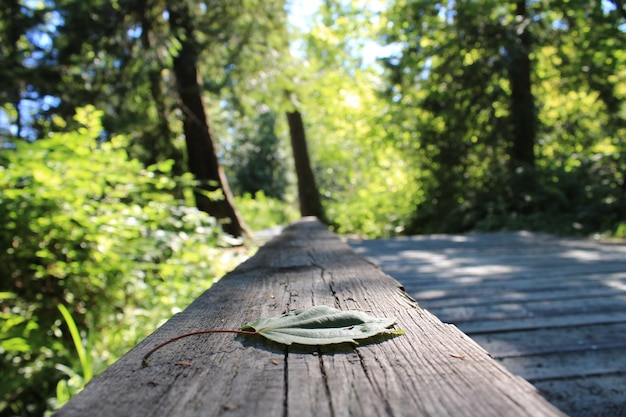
[137,0,180,172]
[4,0,22,138]
[286,110,326,222]
[168,4,250,238]
[508,0,536,169]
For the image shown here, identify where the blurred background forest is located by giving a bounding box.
[1,0,625,415]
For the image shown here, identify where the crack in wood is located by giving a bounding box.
[311,259,341,309]
[283,346,289,417]
[356,349,395,417]
[317,348,336,417]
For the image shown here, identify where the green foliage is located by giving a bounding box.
[224,110,290,200]
[288,2,417,237]
[615,222,626,239]
[3,0,625,244]
[234,191,299,232]
[50,304,94,411]
[0,107,248,416]
[380,0,626,236]
[56,304,93,384]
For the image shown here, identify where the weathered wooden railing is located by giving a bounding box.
[55,218,565,417]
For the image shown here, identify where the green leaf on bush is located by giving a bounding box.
[241,305,403,346]
[0,337,31,353]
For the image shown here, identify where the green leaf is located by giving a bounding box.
[58,304,93,382]
[241,306,403,346]
[0,337,31,353]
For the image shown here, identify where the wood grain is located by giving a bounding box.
[55,219,564,417]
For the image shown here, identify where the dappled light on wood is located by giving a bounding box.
[350,231,626,415]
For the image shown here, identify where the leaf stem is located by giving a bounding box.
[141,329,258,367]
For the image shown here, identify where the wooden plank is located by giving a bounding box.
[349,232,626,417]
[401,269,626,291]
[385,262,626,280]
[461,325,626,412]
[350,231,626,254]
[427,294,626,323]
[406,273,626,308]
[534,374,626,417]
[456,311,626,334]
[470,322,626,358]
[352,233,626,286]
[398,270,626,295]
[55,219,564,417]
[387,263,625,285]
[498,347,626,382]
[350,234,626,334]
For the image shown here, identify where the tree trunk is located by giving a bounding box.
[286,110,326,222]
[168,4,250,238]
[508,0,536,169]
[138,0,182,175]
[4,0,22,138]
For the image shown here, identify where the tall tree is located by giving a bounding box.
[40,0,289,235]
[508,0,536,169]
[0,0,61,139]
[167,1,250,237]
[0,0,23,138]
[381,0,512,231]
[381,0,625,233]
[131,0,182,173]
[282,0,417,236]
[286,104,326,221]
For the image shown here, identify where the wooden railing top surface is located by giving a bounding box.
[55,218,565,417]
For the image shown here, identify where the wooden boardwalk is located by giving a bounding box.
[56,220,566,417]
[349,231,626,417]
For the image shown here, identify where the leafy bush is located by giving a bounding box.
[234,191,299,232]
[0,107,249,416]
[445,157,626,237]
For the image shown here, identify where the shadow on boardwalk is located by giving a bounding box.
[349,232,626,417]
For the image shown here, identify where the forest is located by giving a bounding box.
[1,0,625,415]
